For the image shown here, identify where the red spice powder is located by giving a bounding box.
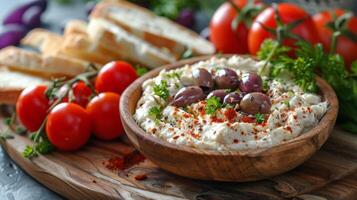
[239,116,255,123]
[183,113,191,118]
[224,108,237,122]
[104,151,146,171]
[286,126,292,132]
[211,116,224,123]
[104,156,125,171]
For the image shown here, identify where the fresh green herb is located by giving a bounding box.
[23,145,37,158]
[258,39,357,133]
[205,96,222,115]
[23,140,55,159]
[3,117,12,126]
[149,106,163,123]
[15,126,26,135]
[258,40,321,92]
[282,100,290,108]
[262,80,269,92]
[165,71,182,79]
[255,113,265,124]
[136,66,149,76]
[153,80,170,100]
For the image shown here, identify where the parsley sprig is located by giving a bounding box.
[258,39,357,133]
[148,106,162,120]
[153,80,170,100]
[255,113,265,124]
[205,96,222,115]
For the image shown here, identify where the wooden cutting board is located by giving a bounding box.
[1,105,357,200]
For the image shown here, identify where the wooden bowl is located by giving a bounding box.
[120,55,339,182]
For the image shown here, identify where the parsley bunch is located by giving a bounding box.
[205,96,222,115]
[258,39,357,133]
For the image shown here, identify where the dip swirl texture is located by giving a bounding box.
[134,56,328,151]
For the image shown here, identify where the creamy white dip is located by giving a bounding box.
[134,56,329,151]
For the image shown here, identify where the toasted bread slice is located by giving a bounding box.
[21,28,62,55]
[21,29,115,65]
[60,33,121,64]
[63,20,88,36]
[91,1,215,56]
[0,47,91,77]
[87,18,177,68]
[0,67,48,104]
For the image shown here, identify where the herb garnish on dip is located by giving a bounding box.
[134,56,328,151]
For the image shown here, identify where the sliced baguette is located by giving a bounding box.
[0,67,48,104]
[91,1,215,56]
[21,28,62,55]
[0,47,91,77]
[87,18,177,68]
[63,19,88,36]
[21,29,115,65]
[60,33,122,64]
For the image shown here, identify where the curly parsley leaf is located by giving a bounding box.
[149,106,162,120]
[351,61,357,76]
[255,113,265,124]
[23,140,54,159]
[23,146,37,158]
[258,39,357,133]
[153,80,170,100]
[205,96,222,115]
[136,66,149,76]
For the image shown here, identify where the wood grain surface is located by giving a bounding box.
[0,105,356,200]
[120,55,339,181]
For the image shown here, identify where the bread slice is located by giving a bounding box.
[91,1,215,56]
[87,18,177,68]
[60,33,121,64]
[63,20,88,36]
[0,67,48,104]
[21,28,116,65]
[0,47,91,77]
[21,28,62,56]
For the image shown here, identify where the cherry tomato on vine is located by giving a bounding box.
[46,103,91,151]
[71,81,93,107]
[248,3,319,55]
[16,85,50,132]
[95,61,138,95]
[210,0,263,54]
[313,9,357,70]
[86,92,124,141]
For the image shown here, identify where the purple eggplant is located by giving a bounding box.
[85,1,97,16]
[3,0,47,28]
[176,9,195,28]
[0,24,28,49]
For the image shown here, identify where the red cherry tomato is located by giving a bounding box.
[95,61,137,95]
[86,92,124,140]
[313,9,357,70]
[72,81,93,107]
[46,103,91,151]
[210,0,262,54]
[248,3,319,55]
[16,85,50,132]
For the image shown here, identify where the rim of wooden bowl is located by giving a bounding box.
[120,55,339,157]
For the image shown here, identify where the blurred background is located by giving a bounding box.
[0,0,356,200]
[1,0,357,34]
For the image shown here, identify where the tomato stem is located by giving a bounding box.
[24,70,98,159]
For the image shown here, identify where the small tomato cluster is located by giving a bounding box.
[16,61,138,156]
